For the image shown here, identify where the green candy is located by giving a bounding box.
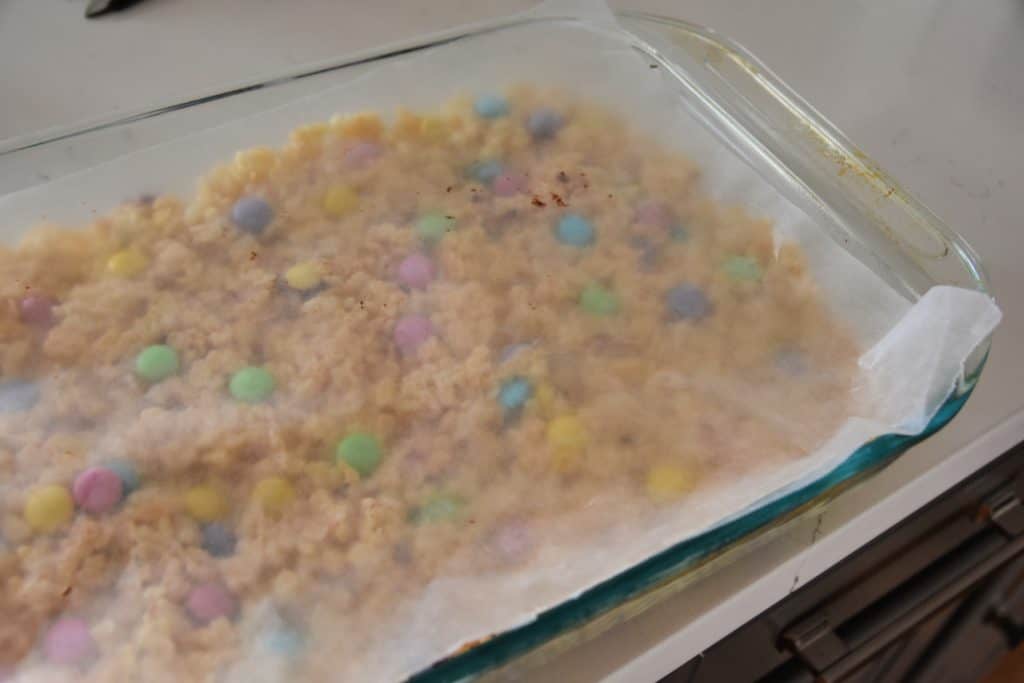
[416,212,456,244]
[413,493,463,524]
[335,432,382,477]
[135,344,180,383]
[579,283,620,316]
[723,255,762,282]
[229,366,275,403]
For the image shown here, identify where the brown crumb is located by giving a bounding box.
[556,171,569,183]
[446,186,453,193]
[531,196,547,207]
[550,193,567,207]
[249,251,258,261]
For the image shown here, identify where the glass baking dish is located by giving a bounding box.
[0,8,991,683]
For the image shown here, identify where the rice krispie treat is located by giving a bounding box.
[0,87,858,681]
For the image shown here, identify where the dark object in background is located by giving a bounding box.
[85,0,149,18]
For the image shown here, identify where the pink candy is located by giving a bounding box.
[492,172,527,197]
[186,582,238,624]
[343,141,382,168]
[397,253,436,290]
[18,295,57,327]
[492,519,532,561]
[44,617,96,666]
[634,200,674,228]
[394,314,434,355]
[72,466,124,514]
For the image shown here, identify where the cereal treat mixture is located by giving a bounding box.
[0,87,858,681]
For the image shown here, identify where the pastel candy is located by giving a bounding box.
[555,214,595,247]
[264,624,304,657]
[284,262,323,291]
[184,485,228,522]
[397,253,436,290]
[0,380,40,413]
[580,284,620,316]
[186,582,238,624]
[252,476,295,514]
[467,160,504,184]
[647,464,696,502]
[24,485,74,534]
[19,295,57,327]
[414,493,463,524]
[231,196,273,235]
[724,255,762,282]
[416,212,455,244]
[72,466,123,514]
[527,108,564,140]
[492,172,527,197]
[394,314,434,355]
[474,94,509,119]
[104,460,140,494]
[344,141,382,167]
[492,519,532,560]
[667,284,712,321]
[135,344,180,383]
[229,366,275,403]
[634,200,673,227]
[498,376,532,411]
[44,617,96,666]
[201,522,237,557]
[106,250,147,278]
[335,432,382,477]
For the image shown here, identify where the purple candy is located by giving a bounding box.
[186,582,238,624]
[231,196,273,235]
[44,617,96,666]
[492,519,532,561]
[72,466,123,514]
[634,200,674,228]
[397,253,436,290]
[394,314,434,355]
[526,108,564,140]
[19,295,57,327]
[667,284,712,321]
[344,141,382,168]
[492,172,527,197]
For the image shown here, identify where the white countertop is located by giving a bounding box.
[2,1,1022,680]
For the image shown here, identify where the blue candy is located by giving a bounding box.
[467,160,504,184]
[555,214,595,247]
[667,284,712,321]
[474,94,509,119]
[201,522,237,557]
[0,380,39,413]
[231,196,274,235]
[264,623,304,656]
[498,377,533,411]
[104,459,141,495]
[527,108,564,140]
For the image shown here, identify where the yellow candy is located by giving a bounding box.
[646,465,697,503]
[24,484,74,533]
[184,485,228,522]
[547,415,587,451]
[284,261,323,291]
[322,185,359,217]
[107,249,148,277]
[252,476,295,514]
